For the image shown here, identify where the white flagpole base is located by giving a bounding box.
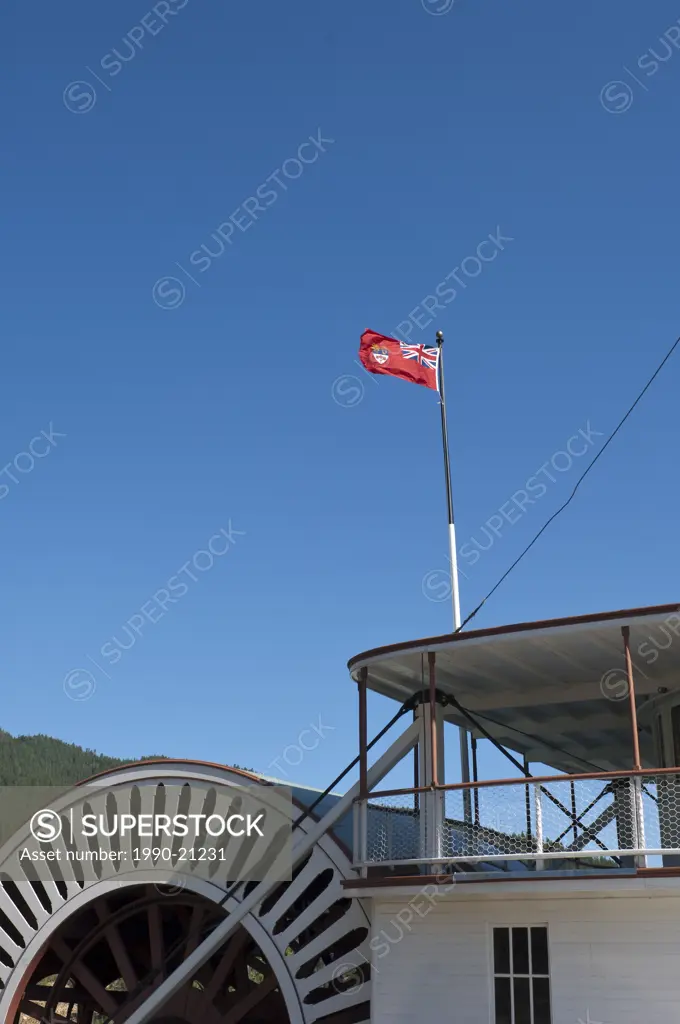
[448,521,462,631]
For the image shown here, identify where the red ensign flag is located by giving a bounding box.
[358,330,440,391]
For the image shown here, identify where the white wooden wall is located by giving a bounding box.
[369,886,680,1024]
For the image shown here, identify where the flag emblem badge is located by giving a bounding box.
[371,344,389,365]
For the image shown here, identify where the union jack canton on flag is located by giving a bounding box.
[399,342,439,371]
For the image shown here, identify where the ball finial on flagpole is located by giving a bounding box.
[436,330,444,343]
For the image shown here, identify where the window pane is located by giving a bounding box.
[512,927,530,974]
[514,977,531,1024]
[531,927,549,975]
[494,928,510,974]
[494,977,511,1024]
[533,977,552,1024]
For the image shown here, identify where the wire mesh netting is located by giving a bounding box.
[359,775,680,867]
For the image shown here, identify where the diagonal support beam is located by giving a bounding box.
[554,786,609,846]
[121,719,420,1024]
[566,801,618,852]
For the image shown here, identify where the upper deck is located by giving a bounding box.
[347,603,680,880]
[349,602,680,773]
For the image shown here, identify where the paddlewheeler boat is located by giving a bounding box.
[4,602,680,1023]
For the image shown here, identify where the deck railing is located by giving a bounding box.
[353,768,680,871]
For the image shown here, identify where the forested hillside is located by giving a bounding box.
[0,730,252,785]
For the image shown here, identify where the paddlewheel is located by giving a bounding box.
[0,762,371,1024]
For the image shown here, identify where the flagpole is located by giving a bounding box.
[435,331,461,631]
[435,330,472,818]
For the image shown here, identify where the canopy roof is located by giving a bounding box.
[348,603,680,773]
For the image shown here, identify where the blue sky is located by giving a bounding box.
[3,0,680,790]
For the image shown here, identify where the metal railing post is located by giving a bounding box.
[353,798,369,875]
[534,783,545,871]
[634,776,646,868]
[359,798,368,877]
[627,776,639,855]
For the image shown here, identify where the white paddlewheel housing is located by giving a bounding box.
[0,762,371,1024]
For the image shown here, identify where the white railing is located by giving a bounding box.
[353,769,680,871]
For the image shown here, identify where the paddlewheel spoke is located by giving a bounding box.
[15,886,291,1024]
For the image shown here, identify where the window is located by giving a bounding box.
[492,926,551,1024]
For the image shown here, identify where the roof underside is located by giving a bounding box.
[349,604,680,773]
